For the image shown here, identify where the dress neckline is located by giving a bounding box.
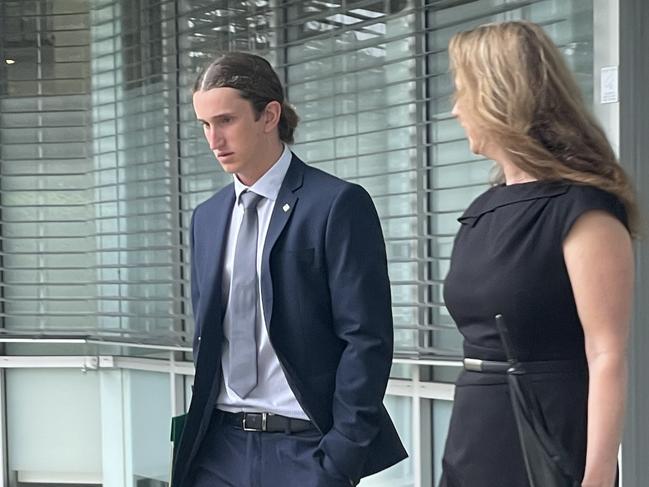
[498,179,544,188]
[458,180,570,226]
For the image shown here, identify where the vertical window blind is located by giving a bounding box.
[90,0,182,344]
[0,0,594,359]
[0,0,94,337]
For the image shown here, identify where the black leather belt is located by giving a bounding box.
[218,410,315,433]
[463,358,586,374]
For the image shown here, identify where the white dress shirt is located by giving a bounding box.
[216,144,308,419]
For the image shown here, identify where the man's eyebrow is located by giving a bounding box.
[196,112,236,122]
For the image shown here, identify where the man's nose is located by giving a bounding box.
[206,127,223,150]
[451,102,459,117]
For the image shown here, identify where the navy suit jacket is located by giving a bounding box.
[172,154,407,486]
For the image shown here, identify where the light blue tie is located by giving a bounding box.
[229,190,264,398]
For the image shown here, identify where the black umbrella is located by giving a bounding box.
[494,314,580,487]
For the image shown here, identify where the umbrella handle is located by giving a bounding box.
[495,314,518,363]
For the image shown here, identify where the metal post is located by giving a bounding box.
[619,1,649,485]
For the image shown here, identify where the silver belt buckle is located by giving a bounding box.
[463,358,483,371]
[242,412,268,432]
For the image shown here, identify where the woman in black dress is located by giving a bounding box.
[439,21,638,487]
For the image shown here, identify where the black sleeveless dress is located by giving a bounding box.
[439,181,628,487]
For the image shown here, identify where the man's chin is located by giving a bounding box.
[216,160,238,174]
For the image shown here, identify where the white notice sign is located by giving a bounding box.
[600,66,619,104]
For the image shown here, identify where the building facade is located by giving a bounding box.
[0,0,646,486]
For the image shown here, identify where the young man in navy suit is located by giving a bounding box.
[172,52,406,487]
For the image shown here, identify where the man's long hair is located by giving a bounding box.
[194,52,299,144]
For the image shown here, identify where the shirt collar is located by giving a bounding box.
[233,144,292,204]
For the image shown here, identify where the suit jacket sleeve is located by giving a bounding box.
[190,209,201,365]
[318,183,394,481]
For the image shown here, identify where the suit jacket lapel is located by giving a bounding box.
[260,155,305,329]
[199,187,235,330]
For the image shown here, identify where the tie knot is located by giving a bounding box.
[240,191,263,210]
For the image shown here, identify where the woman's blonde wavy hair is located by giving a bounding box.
[448,20,638,234]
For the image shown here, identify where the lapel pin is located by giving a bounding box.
[282,203,290,213]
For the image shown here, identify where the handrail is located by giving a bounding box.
[0,331,462,363]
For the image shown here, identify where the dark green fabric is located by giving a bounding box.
[171,413,187,468]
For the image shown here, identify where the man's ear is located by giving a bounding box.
[263,100,282,133]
